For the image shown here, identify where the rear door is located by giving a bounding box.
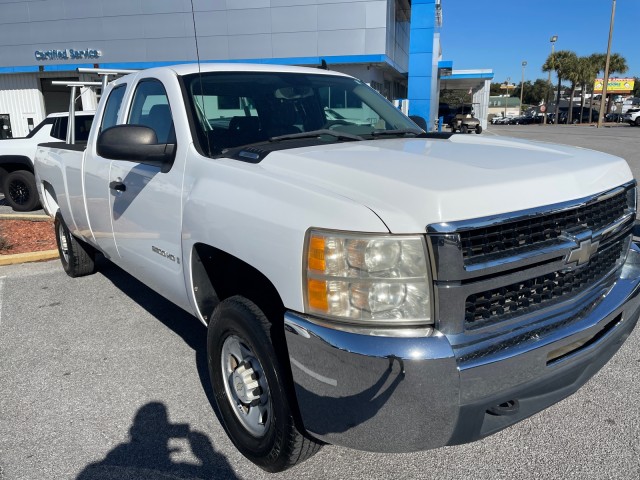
[83,82,129,259]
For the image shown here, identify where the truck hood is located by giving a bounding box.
[259,134,634,233]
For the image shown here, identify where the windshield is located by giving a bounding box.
[182,72,418,157]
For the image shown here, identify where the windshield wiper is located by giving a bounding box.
[269,129,364,142]
[370,129,424,138]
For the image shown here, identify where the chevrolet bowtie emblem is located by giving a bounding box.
[566,238,599,267]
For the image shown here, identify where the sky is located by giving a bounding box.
[440,0,640,85]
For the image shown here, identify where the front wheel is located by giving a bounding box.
[635,117,640,126]
[55,213,96,277]
[3,170,40,211]
[208,297,320,472]
[476,125,482,134]
[461,124,468,134]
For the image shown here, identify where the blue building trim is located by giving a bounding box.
[0,54,393,75]
[407,0,437,129]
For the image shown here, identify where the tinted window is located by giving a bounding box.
[51,117,67,140]
[128,79,175,144]
[74,115,94,142]
[101,84,127,132]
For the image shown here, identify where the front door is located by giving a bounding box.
[108,77,187,308]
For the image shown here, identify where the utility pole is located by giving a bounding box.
[520,61,527,114]
[543,35,557,125]
[597,0,617,127]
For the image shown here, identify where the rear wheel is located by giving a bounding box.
[635,117,640,126]
[55,213,96,277]
[208,296,320,472]
[3,170,40,211]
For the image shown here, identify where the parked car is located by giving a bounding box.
[605,112,624,123]
[623,108,640,126]
[0,111,94,211]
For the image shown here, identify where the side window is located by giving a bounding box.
[50,117,68,141]
[74,115,94,142]
[101,84,127,132]
[128,79,175,144]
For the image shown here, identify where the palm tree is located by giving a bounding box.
[576,56,600,123]
[590,53,629,114]
[565,61,582,123]
[542,50,578,123]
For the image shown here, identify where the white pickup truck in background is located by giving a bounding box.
[34,63,640,472]
[0,111,93,211]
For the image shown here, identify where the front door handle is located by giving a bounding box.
[109,181,126,192]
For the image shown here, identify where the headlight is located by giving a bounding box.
[303,229,433,326]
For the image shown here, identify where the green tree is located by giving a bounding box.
[511,79,555,106]
[632,77,640,98]
[490,82,505,96]
[590,53,629,113]
[542,50,578,121]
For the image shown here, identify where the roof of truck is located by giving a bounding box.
[166,62,352,78]
[46,111,95,118]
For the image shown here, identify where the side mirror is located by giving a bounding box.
[408,115,427,131]
[97,125,176,173]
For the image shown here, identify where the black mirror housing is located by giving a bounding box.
[97,125,176,173]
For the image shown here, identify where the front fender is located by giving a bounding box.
[181,148,388,313]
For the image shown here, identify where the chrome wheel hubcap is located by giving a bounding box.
[57,224,69,263]
[221,335,271,437]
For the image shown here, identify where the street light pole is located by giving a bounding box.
[543,35,557,125]
[597,0,617,128]
[520,61,527,114]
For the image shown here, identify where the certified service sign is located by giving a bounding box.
[35,48,102,61]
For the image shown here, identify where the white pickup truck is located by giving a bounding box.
[0,111,94,211]
[34,64,640,472]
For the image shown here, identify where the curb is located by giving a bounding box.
[0,249,59,266]
[0,214,51,221]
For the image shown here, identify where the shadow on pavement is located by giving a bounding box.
[96,258,220,419]
[76,402,238,480]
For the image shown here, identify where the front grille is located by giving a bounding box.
[460,190,628,260]
[464,237,628,328]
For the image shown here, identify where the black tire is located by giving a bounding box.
[3,170,40,212]
[635,117,640,127]
[208,296,320,472]
[476,125,482,134]
[54,213,96,277]
[461,124,468,134]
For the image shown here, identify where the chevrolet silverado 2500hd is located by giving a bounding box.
[0,111,94,211]
[34,64,640,472]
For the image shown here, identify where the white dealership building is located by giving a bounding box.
[0,0,492,138]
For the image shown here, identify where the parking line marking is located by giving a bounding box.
[0,276,5,330]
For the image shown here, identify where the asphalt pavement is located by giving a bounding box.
[1,125,640,479]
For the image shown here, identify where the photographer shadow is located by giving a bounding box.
[76,402,238,480]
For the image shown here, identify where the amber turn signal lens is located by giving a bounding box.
[308,236,326,272]
[307,279,328,311]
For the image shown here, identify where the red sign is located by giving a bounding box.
[540,105,547,113]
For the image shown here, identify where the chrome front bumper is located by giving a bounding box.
[284,245,640,453]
